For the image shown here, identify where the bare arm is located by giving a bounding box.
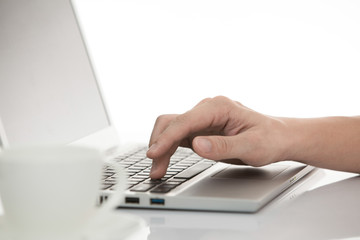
[147,96,360,179]
[283,116,360,173]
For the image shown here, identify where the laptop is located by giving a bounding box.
[0,0,314,212]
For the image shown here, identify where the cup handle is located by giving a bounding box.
[97,161,126,213]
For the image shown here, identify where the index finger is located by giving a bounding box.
[147,96,232,159]
[148,114,178,147]
[148,98,212,148]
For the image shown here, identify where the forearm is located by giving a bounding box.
[283,116,360,173]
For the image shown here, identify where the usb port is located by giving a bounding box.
[125,197,140,204]
[150,198,165,205]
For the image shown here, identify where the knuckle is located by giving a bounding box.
[155,114,166,124]
[155,114,174,125]
[212,95,231,104]
[211,96,237,117]
[212,95,235,109]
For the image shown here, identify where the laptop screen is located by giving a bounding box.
[0,0,110,147]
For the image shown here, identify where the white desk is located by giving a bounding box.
[0,167,358,240]
[120,169,360,240]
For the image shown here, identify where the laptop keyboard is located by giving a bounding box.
[102,147,215,194]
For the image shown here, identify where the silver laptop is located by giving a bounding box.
[0,0,314,212]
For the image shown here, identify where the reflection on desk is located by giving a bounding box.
[122,169,360,240]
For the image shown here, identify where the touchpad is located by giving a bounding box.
[212,165,288,180]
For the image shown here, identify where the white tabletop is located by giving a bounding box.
[120,169,360,240]
[1,168,358,240]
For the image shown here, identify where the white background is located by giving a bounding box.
[73,0,360,144]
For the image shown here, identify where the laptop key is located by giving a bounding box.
[130,183,157,192]
[174,162,213,179]
[150,184,177,193]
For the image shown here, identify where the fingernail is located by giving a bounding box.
[195,138,212,153]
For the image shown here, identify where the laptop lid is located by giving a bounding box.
[0,0,119,152]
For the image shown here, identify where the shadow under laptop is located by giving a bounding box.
[122,169,360,240]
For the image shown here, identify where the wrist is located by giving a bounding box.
[277,117,308,163]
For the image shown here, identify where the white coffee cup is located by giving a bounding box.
[0,145,126,240]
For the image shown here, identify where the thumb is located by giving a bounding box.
[192,135,241,161]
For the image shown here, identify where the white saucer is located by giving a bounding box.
[0,211,149,240]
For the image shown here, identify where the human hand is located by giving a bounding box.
[146,96,291,179]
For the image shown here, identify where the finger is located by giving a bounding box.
[147,103,223,178]
[148,114,178,147]
[192,134,254,163]
[165,97,213,149]
[149,97,233,158]
[156,98,212,150]
[148,144,178,179]
[149,155,169,179]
